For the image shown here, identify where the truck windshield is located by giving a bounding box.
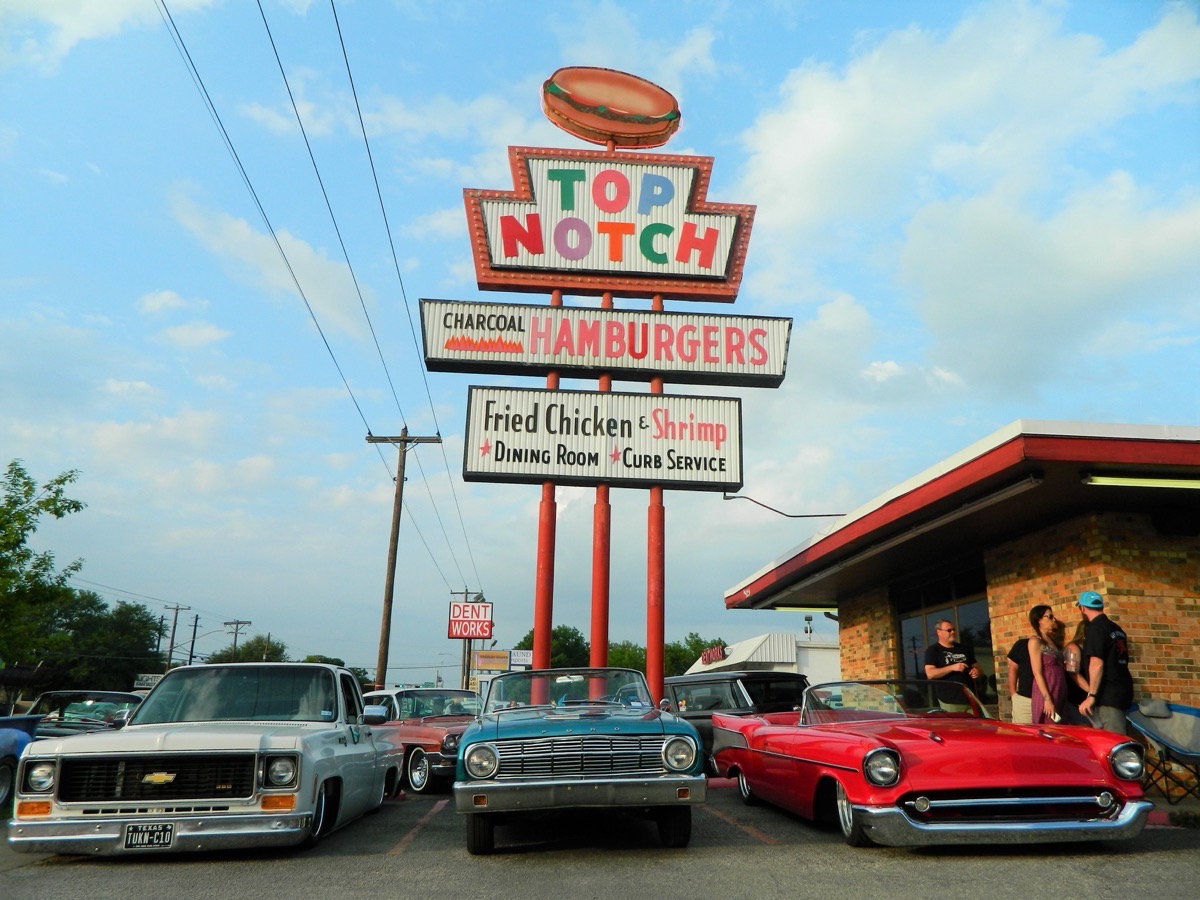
[133,665,338,724]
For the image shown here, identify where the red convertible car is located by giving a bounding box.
[712,679,1152,848]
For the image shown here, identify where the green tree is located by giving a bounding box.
[607,640,646,671]
[1,460,86,669]
[49,593,163,689]
[663,631,726,676]
[513,625,590,668]
[206,634,289,663]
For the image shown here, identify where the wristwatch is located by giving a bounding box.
[1087,693,1096,698]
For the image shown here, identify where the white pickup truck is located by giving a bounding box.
[7,662,403,855]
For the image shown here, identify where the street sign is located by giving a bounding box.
[448,600,494,639]
[133,673,163,690]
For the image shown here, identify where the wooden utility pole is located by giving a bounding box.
[367,427,442,689]
[164,604,190,672]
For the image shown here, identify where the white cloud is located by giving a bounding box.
[170,191,368,340]
[157,321,231,351]
[137,290,205,316]
[0,0,218,73]
[734,1,1200,400]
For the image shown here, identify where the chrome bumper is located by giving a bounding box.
[454,775,707,814]
[856,799,1154,847]
[7,812,313,856]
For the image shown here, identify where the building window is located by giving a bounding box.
[894,565,995,703]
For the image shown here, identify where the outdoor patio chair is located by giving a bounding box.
[1126,698,1200,805]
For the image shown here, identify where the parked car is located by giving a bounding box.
[453,667,706,855]
[662,670,809,772]
[23,690,144,738]
[1,715,43,810]
[363,688,481,794]
[713,678,1152,848]
[7,662,404,855]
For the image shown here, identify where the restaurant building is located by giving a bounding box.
[724,421,1200,715]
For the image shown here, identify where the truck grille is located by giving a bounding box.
[495,735,666,779]
[58,754,258,802]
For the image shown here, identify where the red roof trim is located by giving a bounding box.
[725,433,1200,609]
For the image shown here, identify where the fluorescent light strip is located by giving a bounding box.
[1082,475,1200,490]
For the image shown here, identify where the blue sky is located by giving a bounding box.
[2,1,1197,685]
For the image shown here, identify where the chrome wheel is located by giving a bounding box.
[407,749,432,793]
[835,780,872,847]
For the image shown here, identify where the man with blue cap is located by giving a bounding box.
[1076,590,1133,734]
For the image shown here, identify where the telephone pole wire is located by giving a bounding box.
[367,426,442,688]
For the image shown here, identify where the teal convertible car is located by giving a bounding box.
[453,667,706,855]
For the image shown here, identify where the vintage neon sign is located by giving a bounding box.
[463,386,743,491]
[465,147,754,301]
[420,299,791,386]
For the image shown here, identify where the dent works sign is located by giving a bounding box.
[448,601,493,640]
[421,298,791,387]
[463,386,742,492]
[464,146,755,301]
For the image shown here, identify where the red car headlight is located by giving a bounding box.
[1109,742,1144,781]
[863,748,901,786]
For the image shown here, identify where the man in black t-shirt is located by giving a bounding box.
[1076,590,1133,735]
[924,620,981,711]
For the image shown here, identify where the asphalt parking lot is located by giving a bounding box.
[3,780,1198,900]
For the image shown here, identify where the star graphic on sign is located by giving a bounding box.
[480,439,492,457]
[610,445,620,463]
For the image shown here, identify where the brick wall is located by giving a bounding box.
[838,586,899,679]
[985,511,1200,714]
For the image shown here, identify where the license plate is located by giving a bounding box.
[124,823,173,849]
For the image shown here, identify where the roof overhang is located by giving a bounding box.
[725,421,1200,611]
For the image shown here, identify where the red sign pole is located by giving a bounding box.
[532,289,563,670]
[646,294,667,703]
[590,289,614,667]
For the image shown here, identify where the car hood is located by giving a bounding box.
[24,721,341,756]
[467,705,669,742]
[834,718,1127,789]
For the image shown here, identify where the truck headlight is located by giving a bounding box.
[26,761,56,793]
[265,756,298,787]
[663,736,697,772]
[464,744,499,779]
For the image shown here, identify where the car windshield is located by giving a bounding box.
[740,676,809,711]
[400,691,482,718]
[133,665,338,724]
[800,679,991,725]
[29,692,142,722]
[483,668,653,713]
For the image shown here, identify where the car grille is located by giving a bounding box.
[495,735,666,779]
[57,754,258,803]
[901,788,1124,824]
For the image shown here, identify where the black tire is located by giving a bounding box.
[835,780,873,847]
[406,749,434,794]
[0,755,16,810]
[466,813,494,855]
[736,770,759,806]
[299,781,331,849]
[656,806,692,848]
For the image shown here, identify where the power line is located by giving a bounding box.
[330,0,482,590]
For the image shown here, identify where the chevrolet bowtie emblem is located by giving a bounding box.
[142,772,177,785]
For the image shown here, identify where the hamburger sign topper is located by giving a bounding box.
[464,68,754,302]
